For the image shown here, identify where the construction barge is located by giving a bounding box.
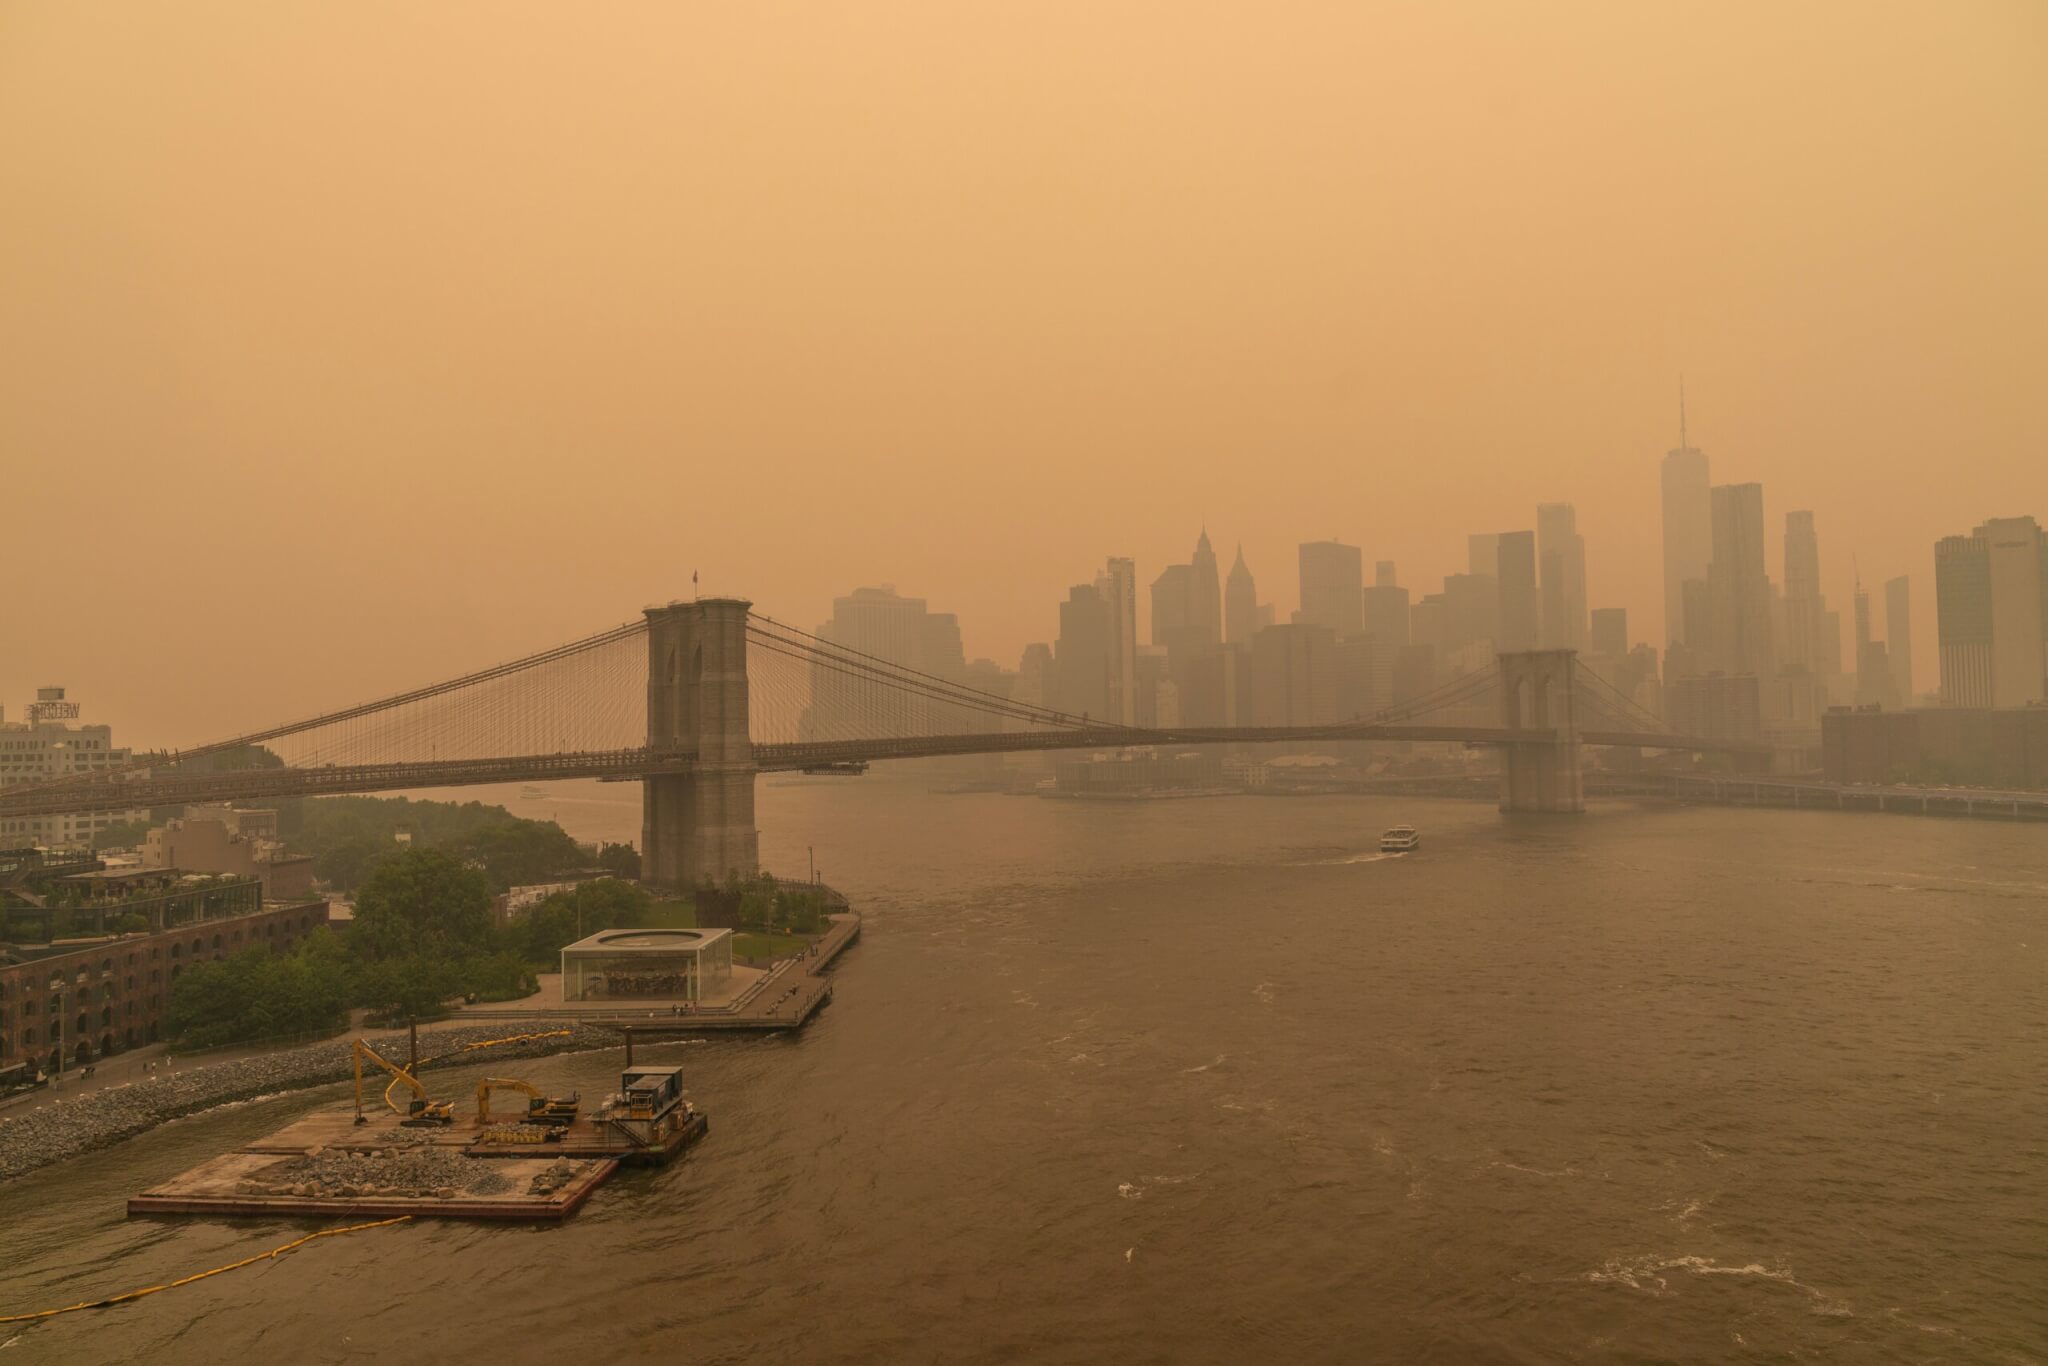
[130,1060,705,1223]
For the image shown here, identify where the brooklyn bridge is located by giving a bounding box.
[0,598,1765,885]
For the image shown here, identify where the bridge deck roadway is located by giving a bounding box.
[0,725,1762,818]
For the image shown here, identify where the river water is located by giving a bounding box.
[2,774,2043,1363]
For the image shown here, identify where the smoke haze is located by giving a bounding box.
[2,1,2042,743]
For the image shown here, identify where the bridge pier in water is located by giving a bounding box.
[642,598,759,888]
[1497,650,1585,814]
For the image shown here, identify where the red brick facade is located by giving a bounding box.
[0,901,327,1074]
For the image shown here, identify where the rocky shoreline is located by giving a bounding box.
[0,1023,626,1186]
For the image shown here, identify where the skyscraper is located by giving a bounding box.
[1250,623,1337,726]
[1055,583,1113,722]
[1495,531,1540,652]
[1781,511,1826,672]
[1935,534,1993,706]
[1707,483,1774,685]
[1361,561,1409,648]
[1884,575,1912,705]
[1536,502,1587,650]
[1936,517,2047,708]
[1151,564,1192,649]
[1854,577,1891,707]
[1224,545,1258,646]
[1590,608,1628,660]
[1297,540,1364,638]
[1442,573,1499,653]
[1467,533,1501,579]
[1982,518,2047,706]
[1189,529,1222,649]
[805,586,968,739]
[1661,388,1712,652]
[1098,557,1138,725]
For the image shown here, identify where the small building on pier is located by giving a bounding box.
[560,927,734,1004]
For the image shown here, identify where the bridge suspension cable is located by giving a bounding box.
[1571,667,1671,735]
[745,613,1132,742]
[6,617,653,796]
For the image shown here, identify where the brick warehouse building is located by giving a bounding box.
[0,899,327,1078]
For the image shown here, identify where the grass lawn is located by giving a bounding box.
[732,931,811,960]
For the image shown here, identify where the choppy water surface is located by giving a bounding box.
[3,776,2043,1364]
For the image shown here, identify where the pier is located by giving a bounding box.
[456,911,862,1036]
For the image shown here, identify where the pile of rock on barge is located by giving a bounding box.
[130,1063,705,1223]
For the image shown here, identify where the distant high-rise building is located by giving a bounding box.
[1298,540,1364,638]
[1224,545,1259,646]
[1442,572,1498,652]
[1467,533,1501,580]
[1098,557,1138,726]
[1133,646,1173,728]
[1014,643,1054,717]
[1781,511,1830,674]
[1334,636,1394,717]
[806,586,969,739]
[1495,531,1540,651]
[1590,608,1628,661]
[1055,584,1113,722]
[1536,502,1588,650]
[1660,388,1712,651]
[1707,483,1774,685]
[1151,564,1193,649]
[1250,623,1337,726]
[1666,673,1763,744]
[1854,578,1892,708]
[1189,529,1223,649]
[1935,517,2047,707]
[1361,562,1409,649]
[1884,575,1912,705]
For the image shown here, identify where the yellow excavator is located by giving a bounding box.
[351,1038,454,1127]
[350,1030,575,1127]
[475,1076,581,1128]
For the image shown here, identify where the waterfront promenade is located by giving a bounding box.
[452,912,861,1035]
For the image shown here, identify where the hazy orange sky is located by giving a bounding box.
[3,1,2043,746]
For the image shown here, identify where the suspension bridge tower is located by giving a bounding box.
[643,598,759,887]
[1496,649,1585,814]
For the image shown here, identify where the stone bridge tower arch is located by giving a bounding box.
[643,598,759,886]
[1496,649,1585,814]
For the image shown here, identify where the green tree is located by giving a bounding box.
[164,934,352,1048]
[356,955,462,1022]
[596,842,641,878]
[350,847,494,964]
[90,819,154,851]
[449,819,583,891]
[314,836,389,892]
[514,879,654,962]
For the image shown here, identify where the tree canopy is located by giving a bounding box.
[349,847,495,963]
[165,936,351,1048]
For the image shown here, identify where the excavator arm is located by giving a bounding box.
[351,1039,451,1126]
[476,1075,580,1127]
[350,1030,575,1127]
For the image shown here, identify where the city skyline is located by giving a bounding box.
[0,471,1982,753]
[4,5,2043,745]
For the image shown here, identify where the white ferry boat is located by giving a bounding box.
[1379,825,1420,853]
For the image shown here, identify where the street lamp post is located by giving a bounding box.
[50,975,64,1088]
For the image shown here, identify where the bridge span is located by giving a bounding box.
[1,595,1765,884]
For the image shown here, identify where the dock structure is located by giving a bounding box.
[458,911,862,1037]
[131,1071,709,1222]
